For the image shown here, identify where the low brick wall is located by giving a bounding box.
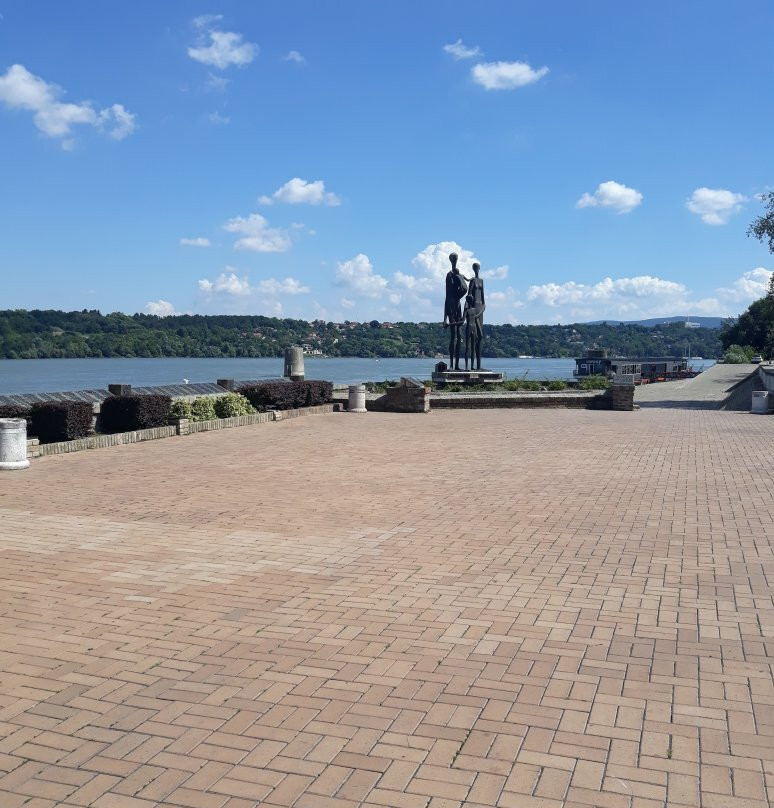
[432,391,603,409]
[27,404,338,459]
[27,425,177,457]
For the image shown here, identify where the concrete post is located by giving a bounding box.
[0,418,30,470]
[348,384,367,413]
[284,346,305,381]
[752,390,770,414]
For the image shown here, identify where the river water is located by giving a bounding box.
[0,357,718,396]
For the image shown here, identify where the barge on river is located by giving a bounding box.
[574,348,700,384]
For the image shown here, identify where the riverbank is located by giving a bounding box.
[0,356,717,396]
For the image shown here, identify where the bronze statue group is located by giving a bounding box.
[443,252,486,371]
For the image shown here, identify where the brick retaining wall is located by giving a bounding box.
[27,404,337,459]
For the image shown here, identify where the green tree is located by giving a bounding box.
[748,191,774,254]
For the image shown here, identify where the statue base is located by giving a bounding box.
[432,369,504,386]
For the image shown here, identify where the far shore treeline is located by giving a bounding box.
[0,309,723,360]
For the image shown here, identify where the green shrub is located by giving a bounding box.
[578,375,610,390]
[546,380,568,390]
[170,399,193,419]
[190,396,217,421]
[722,344,755,364]
[502,379,542,391]
[213,393,255,418]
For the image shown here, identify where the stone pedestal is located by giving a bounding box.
[348,384,367,413]
[431,369,504,386]
[383,378,431,413]
[284,346,305,381]
[0,418,30,470]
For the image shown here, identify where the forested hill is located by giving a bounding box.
[0,309,722,359]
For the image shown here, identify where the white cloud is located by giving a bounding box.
[686,187,746,225]
[257,277,310,295]
[335,254,388,297]
[482,264,508,280]
[0,64,136,145]
[223,213,292,252]
[443,39,481,60]
[412,241,478,281]
[198,269,251,296]
[193,14,223,29]
[528,275,685,307]
[577,180,643,214]
[260,177,341,206]
[96,104,136,140]
[145,299,178,316]
[717,267,772,301]
[208,110,230,125]
[180,237,210,247]
[471,60,548,90]
[206,73,230,91]
[283,50,306,64]
[341,297,355,308]
[188,21,257,69]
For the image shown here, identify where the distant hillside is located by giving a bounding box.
[0,309,723,360]
[586,316,725,328]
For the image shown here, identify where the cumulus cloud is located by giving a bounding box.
[443,39,481,60]
[335,254,389,297]
[577,180,643,214]
[223,213,292,252]
[522,270,774,321]
[198,270,251,296]
[188,17,257,69]
[145,299,178,316]
[471,60,548,90]
[198,270,308,300]
[528,275,685,307]
[716,267,772,301]
[482,265,508,280]
[686,187,746,225]
[283,50,306,64]
[256,277,309,295]
[208,110,230,125]
[260,177,341,206]
[0,64,136,145]
[341,297,355,308]
[180,237,210,247]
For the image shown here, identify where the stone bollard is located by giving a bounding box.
[0,418,30,470]
[348,384,367,413]
[284,346,305,381]
[752,390,770,414]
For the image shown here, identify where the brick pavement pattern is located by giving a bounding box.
[1,408,773,808]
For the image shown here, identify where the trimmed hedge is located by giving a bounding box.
[238,380,333,411]
[0,404,32,429]
[100,394,172,433]
[30,401,93,444]
[213,392,254,418]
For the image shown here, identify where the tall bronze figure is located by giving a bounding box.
[442,252,468,370]
[467,262,486,370]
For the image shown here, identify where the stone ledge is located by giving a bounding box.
[27,404,338,458]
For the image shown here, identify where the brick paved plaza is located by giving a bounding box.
[1,408,774,808]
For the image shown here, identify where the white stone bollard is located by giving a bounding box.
[752,390,770,414]
[0,418,30,470]
[348,384,367,413]
[284,346,305,381]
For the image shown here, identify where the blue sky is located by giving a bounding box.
[1,0,772,324]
